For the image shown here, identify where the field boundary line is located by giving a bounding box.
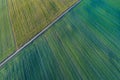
[0,0,81,68]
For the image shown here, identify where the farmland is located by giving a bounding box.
[8,0,78,47]
[0,0,120,79]
[0,0,15,62]
[0,0,77,62]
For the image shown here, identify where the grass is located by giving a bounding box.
[0,0,120,80]
[105,0,120,9]
[0,0,15,62]
[8,0,78,47]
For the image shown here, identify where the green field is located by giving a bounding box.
[105,0,120,9]
[0,0,77,62]
[0,0,120,80]
[0,0,15,62]
[8,0,78,47]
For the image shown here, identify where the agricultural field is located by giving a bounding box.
[8,0,78,47]
[105,0,120,9]
[0,0,120,80]
[0,0,77,62]
[0,0,15,62]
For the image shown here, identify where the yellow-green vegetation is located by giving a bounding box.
[0,0,120,79]
[8,0,78,47]
[0,0,15,62]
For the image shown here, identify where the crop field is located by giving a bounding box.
[0,0,15,62]
[8,0,78,47]
[0,0,120,79]
[0,0,77,63]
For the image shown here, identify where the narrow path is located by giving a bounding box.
[0,0,81,68]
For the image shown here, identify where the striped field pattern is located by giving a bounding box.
[0,0,77,63]
[0,0,120,79]
[8,0,78,47]
[0,0,15,62]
